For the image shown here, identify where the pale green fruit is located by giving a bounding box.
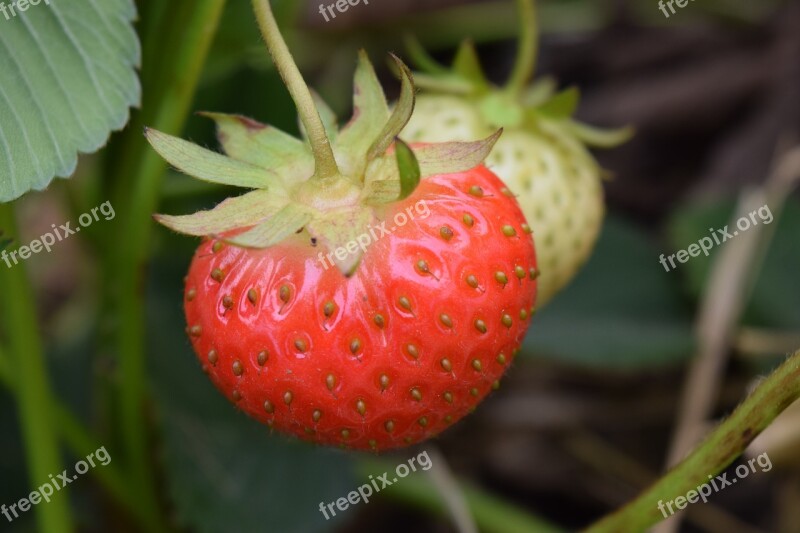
[403,94,605,305]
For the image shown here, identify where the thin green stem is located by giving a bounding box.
[252,0,340,179]
[109,1,227,529]
[357,459,563,533]
[585,349,800,532]
[0,202,74,533]
[0,344,156,531]
[505,0,538,96]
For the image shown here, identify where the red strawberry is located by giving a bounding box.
[183,164,536,450]
[148,0,537,450]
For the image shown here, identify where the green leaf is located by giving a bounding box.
[747,201,800,329]
[665,198,738,300]
[224,203,313,248]
[0,0,140,202]
[395,138,421,200]
[147,264,356,533]
[154,190,289,237]
[413,130,502,178]
[145,128,279,190]
[200,112,314,182]
[523,216,695,369]
[367,55,415,161]
[535,86,580,119]
[667,198,800,330]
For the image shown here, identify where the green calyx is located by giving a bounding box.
[403,0,633,143]
[148,0,500,276]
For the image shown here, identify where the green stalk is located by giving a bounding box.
[110,1,227,528]
[585,350,800,532]
[0,202,73,533]
[0,344,155,530]
[505,0,538,96]
[357,459,563,533]
[252,0,340,180]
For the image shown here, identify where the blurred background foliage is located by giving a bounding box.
[1,0,799,531]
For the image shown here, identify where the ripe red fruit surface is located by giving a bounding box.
[184,165,536,451]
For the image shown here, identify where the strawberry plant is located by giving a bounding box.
[147,1,537,450]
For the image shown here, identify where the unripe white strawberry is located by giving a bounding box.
[400,0,631,305]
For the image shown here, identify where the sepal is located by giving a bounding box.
[394,138,421,200]
[534,87,580,119]
[145,128,278,190]
[414,130,502,178]
[154,189,289,236]
[336,50,391,175]
[367,55,415,161]
[567,121,635,148]
[306,207,374,276]
[452,40,489,93]
[199,112,314,185]
[224,203,313,248]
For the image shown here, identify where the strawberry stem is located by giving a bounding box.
[110,1,227,529]
[587,349,800,532]
[252,0,340,180]
[0,203,74,533]
[505,0,538,96]
[0,344,155,530]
